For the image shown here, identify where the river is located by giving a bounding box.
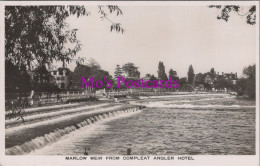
[30,96,255,155]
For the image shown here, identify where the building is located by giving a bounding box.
[50,68,70,89]
[216,72,238,84]
[223,72,238,84]
[204,74,214,85]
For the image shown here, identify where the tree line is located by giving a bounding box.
[5,5,256,99]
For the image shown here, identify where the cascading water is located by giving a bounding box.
[5,107,144,155]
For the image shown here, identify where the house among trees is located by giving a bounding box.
[214,72,238,84]
[50,68,71,90]
[204,74,214,85]
[223,72,238,84]
[194,70,238,91]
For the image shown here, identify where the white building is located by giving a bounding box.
[50,68,70,89]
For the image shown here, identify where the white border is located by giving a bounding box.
[0,1,259,166]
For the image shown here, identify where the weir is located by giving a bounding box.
[5,103,111,128]
[5,106,145,155]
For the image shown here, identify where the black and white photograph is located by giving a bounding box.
[0,1,259,166]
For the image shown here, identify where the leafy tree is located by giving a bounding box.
[210,68,215,76]
[91,69,112,89]
[239,64,256,98]
[157,61,168,80]
[5,5,124,70]
[195,73,205,85]
[179,77,187,87]
[243,64,255,80]
[5,60,20,93]
[70,64,111,90]
[33,65,52,83]
[215,77,233,90]
[169,68,175,77]
[209,5,256,25]
[236,78,247,94]
[122,62,140,78]
[169,68,179,80]
[69,64,92,89]
[5,60,32,93]
[114,65,123,78]
[86,58,101,70]
[5,5,124,92]
[187,65,195,84]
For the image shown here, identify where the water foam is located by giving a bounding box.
[145,102,255,109]
[6,105,122,136]
[6,107,142,155]
[5,103,110,126]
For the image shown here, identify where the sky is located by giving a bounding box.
[64,5,256,78]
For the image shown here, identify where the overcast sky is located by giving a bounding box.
[65,5,256,78]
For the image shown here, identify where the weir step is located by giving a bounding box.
[5,106,145,155]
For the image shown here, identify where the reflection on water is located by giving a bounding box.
[32,98,255,155]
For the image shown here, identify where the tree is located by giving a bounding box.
[33,65,52,84]
[241,64,255,98]
[215,77,233,90]
[158,61,168,80]
[5,6,124,70]
[70,64,111,90]
[195,73,205,85]
[86,58,101,70]
[236,78,247,95]
[69,64,92,89]
[169,68,175,77]
[187,65,195,84]
[210,68,215,76]
[209,5,256,25]
[243,64,255,80]
[5,60,32,93]
[114,65,123,78]
[169,68,179,80]
[122,63,140,78]
[91,69,112,89]
[5,5,124,92]
[5,60,20,93]
[179,77,187,87]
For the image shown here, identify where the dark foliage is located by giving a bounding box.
[157,61,168,80]
[5,60,32,93]
[187,65,195,84]
[122,63,140,78]
[209,5,256,25]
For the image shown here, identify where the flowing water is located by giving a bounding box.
[6,107,141,155]
[29,97,255,155]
